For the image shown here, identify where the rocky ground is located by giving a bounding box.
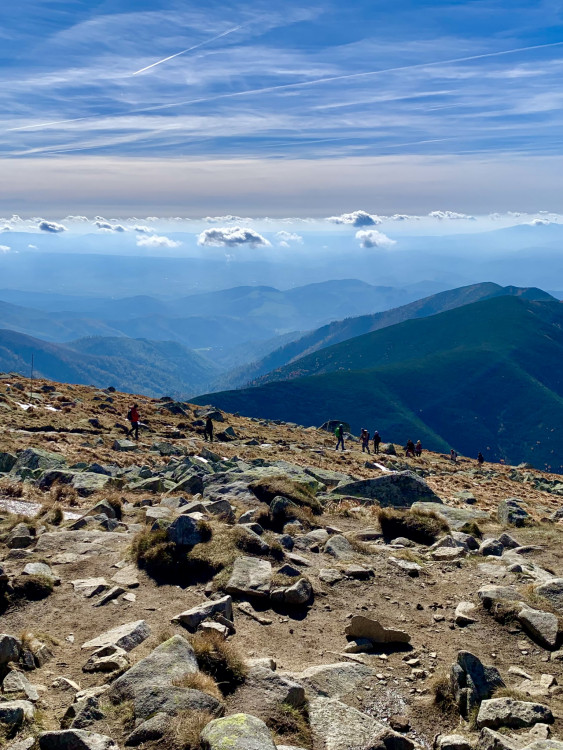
[0,373,563,750]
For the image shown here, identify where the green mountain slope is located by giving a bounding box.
[193,296,563,471]
[221,283,554,388]
[0,330,218,398]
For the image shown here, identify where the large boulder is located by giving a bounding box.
[6,523,34,549]
[132,684,223,721]
[324,535,354,560]
[166,515,204,547]
[450,651,504,718]
[226,557,272,599]
[201,713,277,750]
[14,447,66,473]
[232,666,305,720]
[331,471,441,507]
[0,452,17,473]
[476,698,553,729]
[288,662,375,700]
[498,499,530,527]
[81,620,150,653]
[108,635,198,704]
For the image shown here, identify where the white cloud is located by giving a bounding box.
[64,215,90,222]
[94,220,126,232]
[38,220,66,233]
[528,218,552,226]
[327,210,381,227]
[136,234,181,248]
[0,225,11,232]
[203,215,252,223]
[428,210,476,220]
[389,213,420,221]
[275,230,303,247]
[133,225,153,234]
[355,229,396,248]
[0,245,11,253]
[28,244,37,249]
[197,226,271,248]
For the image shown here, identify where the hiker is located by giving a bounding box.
[373,430,381,454]
[361,428,371,453]
[127,403,140,440]
[450,449,458,463]
[415,439,422,457]
[477,452,484,465]
[405,439,415,457]
[335,423,345,451]
[204,416,214,442]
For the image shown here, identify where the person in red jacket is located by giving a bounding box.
[127,404,140,440]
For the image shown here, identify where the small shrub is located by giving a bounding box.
[49,481,78,506]
[174,671,222,700]
[190,631,247,694]
[266,701,312,749]
[378,508,449,545]
[0,480,23,498]
[431,674,457,715]
[49,505,64,526]
[131,528,184,581]
[12,574,54,602]
[196,519,213,541]
[164,709,215,750]
[248,476,322,515]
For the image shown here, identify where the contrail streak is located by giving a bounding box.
[132,24,244,75]
[6,39,563,133]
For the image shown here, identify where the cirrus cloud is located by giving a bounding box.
[38,220,66,233]
[327,210,382,227]
[355,229,396,248]
[197,226,271,248]
[136,234,181,248]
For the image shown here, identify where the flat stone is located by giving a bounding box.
[455,602,478,627]
[81,620,150,652]
[2,671,39,701]
[132,684,223,722]
[324,535,354,560]
[319,569,344,584]
[226,557,272,599]
[332,471,441,507]
[93,586,125,607]
[345,615,410,644]
[498,499,530,527]
[0,700,34,727]
[71,579,109,598]
[38,730,118,750]
[388,557,422,576]
[232,666,305,720]
[477,698,553,729]
[36,531,127,559]
[478,586,523,608]
[22,562,60,585]
[111,565,139,589]
[344,565,374,579]
[290,662,375,699]
[171,595,233,631]
[431,547,466,561]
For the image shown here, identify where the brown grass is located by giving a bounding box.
[173,671,222,701]
[431,674,457,715]
[11,574,54,602]
[266,701,312,749]
[493,686,530,701]
[189,630,247,695]
[164,709,215,750]
[378,508,449,544]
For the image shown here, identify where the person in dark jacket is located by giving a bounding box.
[477,451,484,465]
[204,416,214,442]
[335,423,345,451]
[405,439,415,457]
[127,404,140,440]
[361,428,371,454]
[372,431,381,454]
[415,440,422,457]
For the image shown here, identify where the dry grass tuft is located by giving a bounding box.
[493,686,530,701]
[190,630,247,695]
[378,508,449,545]
[266,701,312,749]
[49,481,78,507]
[11,574,54,602]
[173,671,222,701]
[164,709,215,750]
[431,674,457,715]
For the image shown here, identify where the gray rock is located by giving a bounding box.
[478,586,523,609]
[93,586,125,607]
[38,730,118,750]
[72,473,115,497]
[498,499,530,527]
[498,533,520,549]
[436,734,473,750]
[534,579,563,613]
[2,671,39,701]
[36,530,127,559]
[22,562,60,585]
[201,713,276,750]
[111,565,139,589]
[14,447,66,472]
[132,684,223,721]
[166,515,203,547]
[108,635,198,704]
[81,620,150,652]
[290,662,374,699]
[0,635,22,667]
[518,607,560,650]
[124,712,168,746]
[455,602,478,627]
[232,666,305,720]
[345,615,410,645]
[235,526,270,554]
[332,471,441,507]
[71,578,109,598]
[478,727,520,750]
[0,700,34,727]
[480,539,504,557]
[304,466,350,488]
[319,568,344,584]
[451,651,505,717]
[204,499,235,520]
[112,439,138,452]
[476,698,553,729]
[171,595,233,631]
[0,452,17,473]
[62,696,105,730]
[431,547,466,561]
[411,502,490,530]
[344,565,374,580]
[324,535,354,560]
[388,557,422,576]
[6,523,34,549]
[226,556,272,599]
[284,578,312,606]
[451,532,479,551]
[309,697,412,750]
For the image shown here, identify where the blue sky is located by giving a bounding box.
[1,0,563,215]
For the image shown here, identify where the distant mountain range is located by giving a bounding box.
[217,283,555,389]
[193,295,563,471]
[0,331,218,398]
